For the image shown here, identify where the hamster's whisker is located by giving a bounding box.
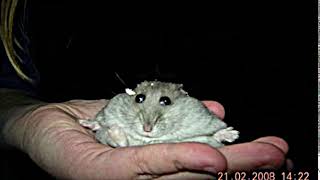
[114,71,128,87]
[120,122,141,125]
[137,110,145,124]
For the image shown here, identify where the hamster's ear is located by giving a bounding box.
[78,119,101,131]
[125,88,136,96]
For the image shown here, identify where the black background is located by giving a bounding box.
[1,1,317,179]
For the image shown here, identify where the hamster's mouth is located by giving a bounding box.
[137,132,155,138]
[134,131,163,139]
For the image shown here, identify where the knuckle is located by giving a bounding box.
[131,148,153,175]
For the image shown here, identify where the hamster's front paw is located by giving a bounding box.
[213,127,239,143]
[105,125,129,147]
[78,119,101,131]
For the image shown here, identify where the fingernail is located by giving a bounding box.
[203,166,217,173]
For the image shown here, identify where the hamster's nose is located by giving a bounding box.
[143,123,153,132]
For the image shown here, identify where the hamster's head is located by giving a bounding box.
[126,81,188,138]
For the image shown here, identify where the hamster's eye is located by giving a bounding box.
[159,96,171,106]
[135,94,146,103]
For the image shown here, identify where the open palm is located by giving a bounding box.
[4,99,289,179]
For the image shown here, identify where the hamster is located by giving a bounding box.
[79,81,239,148]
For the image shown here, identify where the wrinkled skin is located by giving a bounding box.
[3,99,291,180]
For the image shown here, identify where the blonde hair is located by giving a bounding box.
[0,0,34,83]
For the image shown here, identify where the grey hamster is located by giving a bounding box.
[79,81,239,148]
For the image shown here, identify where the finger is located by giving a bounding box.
[63,99,108,119]
[155,171,215,180]
[286,159,294,171]
[253,136,289,154]
[110,143,227,178]
[69,143,227,179]
[219,138,287,173]
[66,99,108,108]
[202,101,225,119]
[254,136,293,170]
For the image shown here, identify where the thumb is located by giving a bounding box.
[109,143,227,178]
[202,101,225,119]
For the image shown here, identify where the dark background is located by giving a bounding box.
[1,1,317,179]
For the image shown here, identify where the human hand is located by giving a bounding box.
[2,99,289,179]
[203,101,291,173]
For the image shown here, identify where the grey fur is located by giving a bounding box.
[79,81,239,148]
